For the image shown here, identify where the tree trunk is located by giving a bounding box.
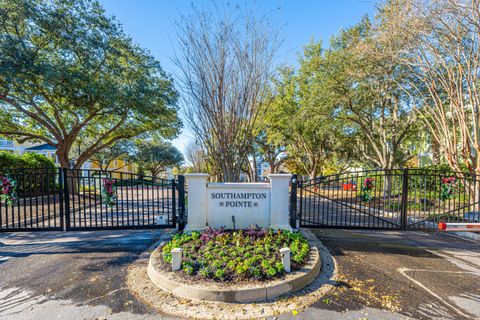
[268,159,276,175]
[251,156,258,182]
[56,147,79,194]
[56,148,70,169]
[223,168,233,182]
[466,176,480,213]
[60,167,79,194]
[223,161,241,182]
[309,160,318,180]
[474,182,480,213]
[243,155,254,182]
[431,139,442,165]
[383,174,393,198]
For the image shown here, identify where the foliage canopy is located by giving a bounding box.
[0,0,181,168]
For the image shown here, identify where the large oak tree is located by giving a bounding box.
[325,18,420,173]
[0,0,181,169]
[133,141,184,179]
[268,43,340,179]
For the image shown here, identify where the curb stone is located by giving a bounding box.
[127,228,338,319]
[147,232,323,303]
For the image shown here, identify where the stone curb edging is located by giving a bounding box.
[147,240,322,303]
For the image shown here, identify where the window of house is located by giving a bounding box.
[0,139,14,147]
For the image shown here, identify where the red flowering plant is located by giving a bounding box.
[440,176,456,201]
[361,177,375,202]
[0,175,17,207]
[199,227,229,244]
[101,178,117,207]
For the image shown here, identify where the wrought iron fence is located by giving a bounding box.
[296,169,480,230]
[0,168,62,231]
[3,167,478,232]
[0,168,181,232]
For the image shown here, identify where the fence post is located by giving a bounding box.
[401,169,409,230]
[58,168,65,231]
[177,175,186,231]
[62,167,71,230]
[299,179,303,228]
[290,174,298,229]
[171,178,177,227]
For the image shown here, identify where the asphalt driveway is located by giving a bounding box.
[0,229,172,320]
[282,229,480,320]
[0,229,479,320]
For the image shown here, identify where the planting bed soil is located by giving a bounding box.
[158,227,310,283]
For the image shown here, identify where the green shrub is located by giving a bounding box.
[226,260,236,270]
[0,151,55,170]
[161,227,310,282]
[275,262,284,273]
[182,262,194,275]
[214,268,225,279]
[235,264,248,275]
[267,267,277,277]
[0,151,27,168]
[0,151,57,197]
[21,152,56,170]
[199,266,211,278]
[249,266,262,278]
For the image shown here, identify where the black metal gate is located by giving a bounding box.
[0,168,64,231]
[0,168,184,232]
[294,169,480,230]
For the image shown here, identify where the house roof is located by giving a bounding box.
[25,144,57,151]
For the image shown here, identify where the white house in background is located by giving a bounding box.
[22,143,59,165]
[0,138,91,169]
[165,167,175,180]
[0,138,58,161]
[0,139,21,152]
[418,151,433,167]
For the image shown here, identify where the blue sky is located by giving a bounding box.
[98,0,376,154]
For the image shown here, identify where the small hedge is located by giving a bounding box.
[0,151,57,197]
[161,227,310,282]
[0,151,56,170]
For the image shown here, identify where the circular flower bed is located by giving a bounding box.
[160,227,310,282]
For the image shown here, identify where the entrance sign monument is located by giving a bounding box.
[184,174,293,231]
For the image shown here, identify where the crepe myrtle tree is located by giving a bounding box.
[185,142,210,174]
[133,141,184,179]
[175,5,279,182]
[377,0,480,206]
[0,0,181,170]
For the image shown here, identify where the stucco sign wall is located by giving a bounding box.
[207,184,270,229]
[184,174,292,231]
